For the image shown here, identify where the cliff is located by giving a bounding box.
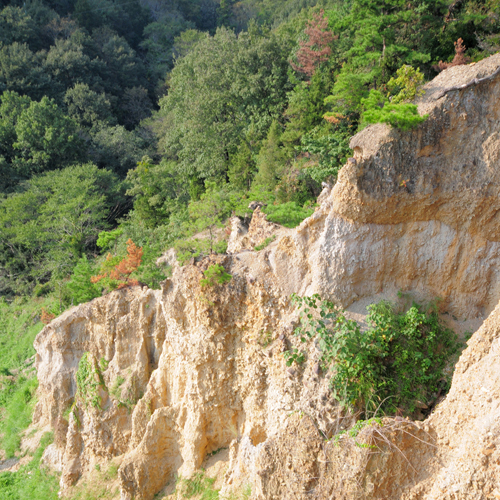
[34,53,500,499]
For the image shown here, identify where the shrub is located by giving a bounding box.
[288,294,461,416]
[200,264,232,288]
[263,202,314,228]
[361,90,428,131]
[75,353,104,410]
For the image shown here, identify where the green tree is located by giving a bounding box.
[12,95,83,176]
[0,6,36,46]
[228,140,256,191]
[158,26,292,182]
[360,89,428,130]
[67,255,101,304]
[0,164,124,294]
[187,181,235,254]
[64,83,115,129]
[0,42,52,100]
[387,64,425,104]
[89,124,151,177]
[126,156,189,228]
[253,120,286,190]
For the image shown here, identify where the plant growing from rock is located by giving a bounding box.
[288,294,461,417]
[200,264,232,288]
[76,352,105,410]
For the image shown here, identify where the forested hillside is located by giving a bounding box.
[0,0,499,497]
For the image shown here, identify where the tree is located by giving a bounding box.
[67,255,101,304]
[387,65,425,103]
[253,120,286,190]
[91,238,143,290]
[291,9,334,78]
[360,89,428,130]
[64,83,115,129]
[0,6,36,46]
[89,124,151,177]
[0,42,52,100]
[126,156,189,228]
[158,26,292,182]
[187,181,235,254]
[435,38,470,72]
[0,164,124,294]
[12,95,83,176]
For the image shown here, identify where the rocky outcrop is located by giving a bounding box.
[34,54,500,500]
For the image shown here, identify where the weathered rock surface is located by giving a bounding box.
[33,54,500,500]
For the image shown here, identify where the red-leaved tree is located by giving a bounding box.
[291,9,335,78]
[91,239,143,290]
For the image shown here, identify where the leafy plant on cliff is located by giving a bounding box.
[75,352,104,410]
[360,90,428,131]
[200,264,232,288]
[288,294,461,416]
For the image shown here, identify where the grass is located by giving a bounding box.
[173,472,219,500]
[254,236,276,251]
[67,461,120,500]
[0,432,59,500]
[0,296,58,457]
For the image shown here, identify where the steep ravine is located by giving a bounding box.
[34,53,500,499]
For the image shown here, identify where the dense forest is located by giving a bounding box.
[0,0,499,496]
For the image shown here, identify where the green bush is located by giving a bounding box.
[289,294,462,416]
[361,90,428,131]
[76,352,104,409]
[200,264,232,288]
[263,202,314,228]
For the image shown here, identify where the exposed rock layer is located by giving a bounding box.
[34,54,500,500]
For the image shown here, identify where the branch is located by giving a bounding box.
[434,65,500,100]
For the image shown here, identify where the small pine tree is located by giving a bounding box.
[387,65,425,104]
[67,255,102,304]
[253,121,286,190]
[361,90,428,131]
[228,141,255,191]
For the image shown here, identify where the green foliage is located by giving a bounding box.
[0,432,59,500]
[263,202,314,228]
[187,182,236,255]
[0,163,124,294]
[200,264,232,288]
[361,90,428,131]
[96,228,124,252]
[289,294,462,416]
[67,255,102,305]
[0,91,83,188]
[158,26,293,181]
[387,65,426,104]
[175,471,219,500]
[0,296,57,457]
[254,236,276,251]
[126,157,189,229]
[1,377,38,457]
[299,124,352,183]
[76,352,103,409]
[332,417,382,448]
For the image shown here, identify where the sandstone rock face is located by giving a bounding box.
[33,54,500,500]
